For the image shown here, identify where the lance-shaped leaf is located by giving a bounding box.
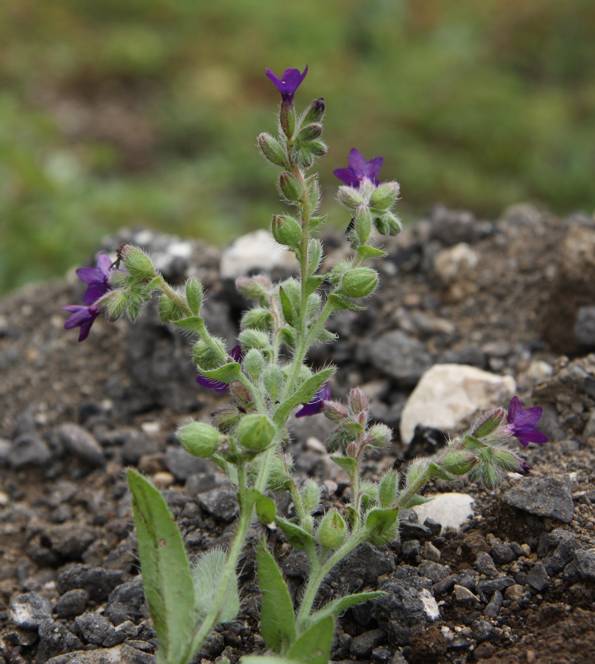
[127,469,195,664]
[256,541,296,653]
[286,615,335,664]
[276,517,316,549]
[306,591,385,627]
[198,361,242,384]
[273,367,335,426]
[192,548,239,624]
[365,507,399,546]
[246,489,277,525]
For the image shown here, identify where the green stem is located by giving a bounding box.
[158,276,192,316]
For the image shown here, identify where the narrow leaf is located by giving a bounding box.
[286,616,335,664]
[174,316,203,333]
[307,592,385,626]
[279,286,298,326]
[246,489,277,525]
[256,541,297,653]
[127,470,195,664]
[198,361,241,383]
[273,367,335,425]
[192,548,239,624]
[276,517,315,549]
[330,454,357,476]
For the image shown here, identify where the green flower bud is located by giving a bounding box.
[235,275,272,305]
[492,448,523,472]
[367,423,392,447]
[378,471,399,508]
[243,348,265,380]
[121,245,156,281]
[185,277,204,315]
[192,337,227,369]
[238,328,271,352]
[473,408,506,438]
[317,509,347,549]
[103,289,127,319]
[177,422,221,458]
[280,102,296,138]
[301,479,321,514]
[236,414,276,452]
[374,211,402,236]
[340,267,379,298]
[354,205,373,244]
[298,123,323,142]
[271,214,302,248]
[307,140,328,157]
[257,132,287,167]
[370,181,400,211]
[337,186,364,209]
[440,449,477,476]
[263,365,285,401]
[278,172,303,203]
[302,97,325,125]
[240,307,273,331]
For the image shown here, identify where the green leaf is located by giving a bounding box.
[307,591,386,626]
[330,454,357,476]
[357,244,387,259]
[276,517,315,549]
[279,286,298,326]
[273,367,335,426]
[174,316,203,333]
[327,292,365,312]
[241,657,299,664]
[286,615,335,664]
[246,489,277,525]
[400,494,431,508]
[304,275,326,296]
[127,470,195,664]
[192,548,239,623]
[185,278,204,315]
[199,361,241,383]
[256,541,296,653]
[365,507,399,546]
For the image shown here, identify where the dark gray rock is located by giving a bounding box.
[475,552,498,577]
[332,543,396,591]
[37,619,82,660]
[57,564,124,602]
[350,628,386,658]
[575,306,595,348]
[538,529,577,574]
[400,520,432,541]
[74,611,118,646]
[477,576,514,599]
[9,433,51,468]
[527,562,550,592]
[502,477,574,523]
[57,423,105,467]
[490,542,517,565]
[198,486,239,522]
[9,592,51,630]
[55,589,89,618]
[484,590,503,617]
[575,548,595,581]
[429,206,494,246]
[453,584,480,606]
[121,430,160,465]
[165,447,210,482]
[364,330,432,386]
[106,578,146,625]
[401,539,421,561]
[46,644,154,664]
[37,523,96,561]
[418,561,451,583]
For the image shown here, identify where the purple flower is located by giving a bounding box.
[196,345,243,394]
[265,66,308,103]
[76,253,113,305]
[506,396,548,447]
[296,382,332,418]
[334,148,384,188]
[64,304,100,342]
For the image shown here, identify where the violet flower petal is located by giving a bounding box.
[334,148,384,188]
[295,382,332,418]
[64,305,99,342]
[507,396,548,447]
[265,66,308,103]
[195,344,245,394]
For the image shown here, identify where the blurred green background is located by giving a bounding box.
[1,0,594,294]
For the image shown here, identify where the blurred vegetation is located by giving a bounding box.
[1,0,594,293]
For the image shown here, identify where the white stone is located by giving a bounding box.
[400,363,516,444]
[419,588,440,620]
[413,492,475,533]
[434,243,478,284]
[220,230,298,279]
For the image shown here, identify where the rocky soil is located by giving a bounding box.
[0,204,594,663]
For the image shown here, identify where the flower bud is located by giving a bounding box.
[236,414,276,452]
[492,448,524,472]
[303,97,325,125]
[354,205,373,244]
[374,211,402,236]
[240,307,273,331]
[271,214,302,248]
[473,408,506,438]
[263,365,285,401]
[340,267,379,298]
[121,245,156,281]
[192,337,227,369]
[307,139,328,157]
[323,400,349,422]
[238,328,271,352]
[337,186,364,209]
[103,289,127,319]
[235,275,272,305]
[301,479,321,514]
[439,449,477,476]
[257,132,287,167]
[278,172,303,202]
[177,422,221,458]
[185,277,204,315]
[370,181,400,211]
[280,101,296,138]
[348,387,369,415]
[317,509,347,549]
[243,348,265,380]
[367,423,392,447]
[298,123,323,142]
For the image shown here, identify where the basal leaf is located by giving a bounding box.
[256,541,296,653]
[286,615,335,664]
[307,592,385,626]
[127,469,195,664]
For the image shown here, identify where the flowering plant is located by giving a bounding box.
[63,67,546,664]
